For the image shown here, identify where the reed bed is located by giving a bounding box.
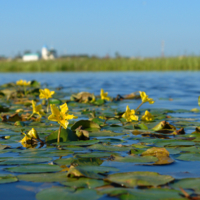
[0,56,200,72]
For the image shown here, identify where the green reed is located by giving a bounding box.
[0,56,200,72]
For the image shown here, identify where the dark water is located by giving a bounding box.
[0,71,200,199]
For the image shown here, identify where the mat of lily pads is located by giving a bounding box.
[0,79,200,199]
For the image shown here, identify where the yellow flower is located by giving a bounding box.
[48,103,78,129]
[39,88,55,100]
[28,128,40,139]
[16,79,31,86]
[122,105,138,122]
[139,91,154,104]
[141,110,154,121]
[99,116,106,120]
[100,89,111,101]
[19,128,40,143]
[32,100,45,118]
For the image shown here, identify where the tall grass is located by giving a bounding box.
[0,56,200,72]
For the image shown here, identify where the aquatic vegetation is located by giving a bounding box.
[122,105,138,122]
[16,79,31,86]
[100,89,111,101]
[141,110,154,121]
[48,103,78,142]
[1,56,200,72]
[1,79,200,199]
[39,88,55,112]
[39,88,55,100]
[31,100,45,119]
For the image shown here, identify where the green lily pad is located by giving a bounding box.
[17,172,68,182]
[89,130,124,137]
[53,157,75,166]
[176,153,200,161]
[171,178,200,192]
[106,171,174,187]
[87,144,132,152]
[56,140,99,146]
[75,152,118,158]
[99,188,184,200]
[5,164,62,173]
[0,174,18,184]
[36,187,102,200]
[67,166,104,179]
[46,128,78,144]
[71,120,100,131]
[113,155,158,163]
[49,98,62,105]
[71,157,103,166]
[0,157,52,165]
[62,177,108,189]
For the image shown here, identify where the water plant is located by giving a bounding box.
[48,103,78,143]
[0,78,200,199]
[39,88,55,112]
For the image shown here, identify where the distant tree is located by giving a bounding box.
[24,50,31,55]
[115,51,121,58]
[14,52,22,59]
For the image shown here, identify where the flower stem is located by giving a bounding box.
[57,125,62,143]
[47,99,49,113]
[135,102,143,112]
[27,113,34,121]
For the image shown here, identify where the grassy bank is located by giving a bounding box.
[0,56,200,72]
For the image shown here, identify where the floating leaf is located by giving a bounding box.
[152,121,176,133]
[67,166,104,179]
[106,171,174,187]
[176,153,200,161]
[49,98,62,105]
[36,187,102,200]
[113,155,158,163]
[0,157,52,165]
[17,172,67,182]
[71,120,100,131]
[0,174,18,184]
[171,178,200,192]
[46,128,78,144]
[5,164,61,173]
[56,140,99,146]
[62,177,108,189]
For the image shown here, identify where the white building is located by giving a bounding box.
[22,53,40,62]
[41,45,57,60]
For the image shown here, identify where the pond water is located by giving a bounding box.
[0,71,200,199]
[0,71,199,110]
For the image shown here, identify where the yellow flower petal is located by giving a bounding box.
[39,88,55,100]
[48,103,77,129]
[100,89,111,101]
[122,105,138,122]
[139,91,155,104]
[141,110,154,121]
[27,128,40,139]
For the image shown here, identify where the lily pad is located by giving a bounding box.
[46,128,78,144]
[62,177,108,189]
[36,187,102,200]
[0,174,18,184]
[106,171,174,187]
[71,120,100,131]
[176,153,200,161]
[0,157,52,165]
[5,164,62,173]
[171,178,200,192]
[113,155,158,163]
[17,172,68,182]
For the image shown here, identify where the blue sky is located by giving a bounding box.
[1,0,200,57]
